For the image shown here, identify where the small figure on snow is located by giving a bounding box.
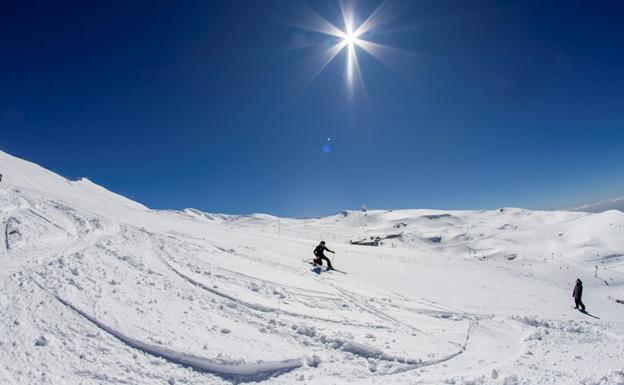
[573,278,586,312]
[0,173,3,182]
[313,241,335,270]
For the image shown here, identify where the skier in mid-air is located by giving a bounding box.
[313,241,335,270]
[573,278,586,312]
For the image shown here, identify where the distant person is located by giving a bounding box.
[313,241,335,270]
[573,279,586,312]
[0,173,2,182]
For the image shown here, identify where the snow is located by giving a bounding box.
[1,150,624,385]
[570,197,624,213]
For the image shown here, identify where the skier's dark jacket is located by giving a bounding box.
[573,281,583,301]
[314,245,330,258]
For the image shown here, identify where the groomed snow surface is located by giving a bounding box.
[1,150,623,385]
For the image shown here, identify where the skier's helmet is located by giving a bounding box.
[320,241,325,245]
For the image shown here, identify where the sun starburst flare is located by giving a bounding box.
[286,0,408,96]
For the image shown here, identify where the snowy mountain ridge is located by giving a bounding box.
[1,150,624,385]
[570,196,624,213]
[0,151,146,211]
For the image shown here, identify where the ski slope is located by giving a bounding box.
[1,150,623,385]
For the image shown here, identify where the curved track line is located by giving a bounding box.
[34,281,302,384]
[161,256,388,329]
[331,285,424,333]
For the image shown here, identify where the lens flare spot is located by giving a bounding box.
[322,144,332,153]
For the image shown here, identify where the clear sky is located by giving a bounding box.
[1,0,623,217]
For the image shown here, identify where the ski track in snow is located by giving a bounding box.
[160,254,391,329]
[33,280,303,383]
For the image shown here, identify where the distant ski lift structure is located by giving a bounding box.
[358,204,369,229]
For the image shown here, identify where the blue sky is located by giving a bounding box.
[1,0,623,217]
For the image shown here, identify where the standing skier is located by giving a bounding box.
[313,241,335,270]
[573,278,585,312]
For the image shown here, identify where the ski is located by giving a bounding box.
[302,259,347,274]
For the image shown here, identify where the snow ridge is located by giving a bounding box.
[570,197,624,213]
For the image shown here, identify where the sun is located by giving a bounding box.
[342,31,357,46]
[285,0,406,94]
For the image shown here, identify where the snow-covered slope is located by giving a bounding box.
[0,151,147,211]
[1,151,624,385]
[571,197,624,213]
